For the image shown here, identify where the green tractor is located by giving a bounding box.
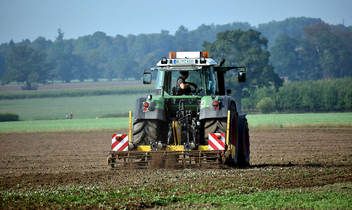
[127,51,249,167]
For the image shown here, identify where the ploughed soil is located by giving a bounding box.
[0,128,351,192]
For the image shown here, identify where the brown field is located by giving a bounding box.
[0,128,351,208]
[1,128,351,187]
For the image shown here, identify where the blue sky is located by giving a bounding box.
[0,0,351,44]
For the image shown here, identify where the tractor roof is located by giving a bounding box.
[151,51,246,72]
[155,51,217,71]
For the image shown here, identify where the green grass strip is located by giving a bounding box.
[0,118,129,132]
[1,183,351,209]
[247,112,352,128]
[179,190,352,209]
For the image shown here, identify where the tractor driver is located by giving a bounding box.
[175,71,197,95]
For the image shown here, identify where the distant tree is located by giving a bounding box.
[270,22,352,81]
[71,55,88,82]
[303,23,352,79]
[257,17,323,47]
[31,36,52,51]
[256,97,275,113]
[270,35,302,80]
[189,24,216,49]
[105,55,133,80]
[0,54,4,78]
[48,29,85,82]
[2,45,49,89]
[203,29,283,110]
[83,50,108,81]
[0,43,12,78]
[241,85,276,111]
[175,25,190,51]
[56,28,64,42]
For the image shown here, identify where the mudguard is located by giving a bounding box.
[133,97,167,121]
[199,96,237,120]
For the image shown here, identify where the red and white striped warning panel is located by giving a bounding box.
[111,134,129,151]
[208,133,226,150]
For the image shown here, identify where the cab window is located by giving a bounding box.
[204,66,217,94]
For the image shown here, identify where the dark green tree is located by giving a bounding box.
[303,23,352,79]
[175,25,190,51]
[48,29,84,82]
[203,29,283,110]
[0,42,12,78]
[31,37,52,51]
[257,17,323,47]
[2,45,49,89]
[270,35,302,80]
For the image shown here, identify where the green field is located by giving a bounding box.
[0,118,129,132]
[0,85,153,100]
[0,94,142,120]
[1,86,352,132]
[0,112,351,132]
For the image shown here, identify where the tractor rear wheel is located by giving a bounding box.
[132,119,168,145]
[237,115,250,166]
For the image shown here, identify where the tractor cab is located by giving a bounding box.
[143,51,246,97]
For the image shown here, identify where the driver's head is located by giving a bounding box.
[180,71,189,79]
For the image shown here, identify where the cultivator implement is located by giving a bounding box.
[107,149,227,169]
[107,108,250,169]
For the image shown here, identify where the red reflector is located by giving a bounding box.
[143,102,149,108]
[212,101,219,107]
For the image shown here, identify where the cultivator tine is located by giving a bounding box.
[108,150,225,169]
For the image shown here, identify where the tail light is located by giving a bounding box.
[143,102,149,112]
[212,101,219,111]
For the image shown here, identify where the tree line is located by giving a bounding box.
[2,17,348,89]
[270,23,352,81]
[0,17,351,113]
[243,78,352,113]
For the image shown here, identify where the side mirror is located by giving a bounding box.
[238,70,246,82]
[143,71,152,84]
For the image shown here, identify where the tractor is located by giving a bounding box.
[108,51,249,169]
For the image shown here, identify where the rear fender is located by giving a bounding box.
[199,96,237,120]
[133,97,167,121]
